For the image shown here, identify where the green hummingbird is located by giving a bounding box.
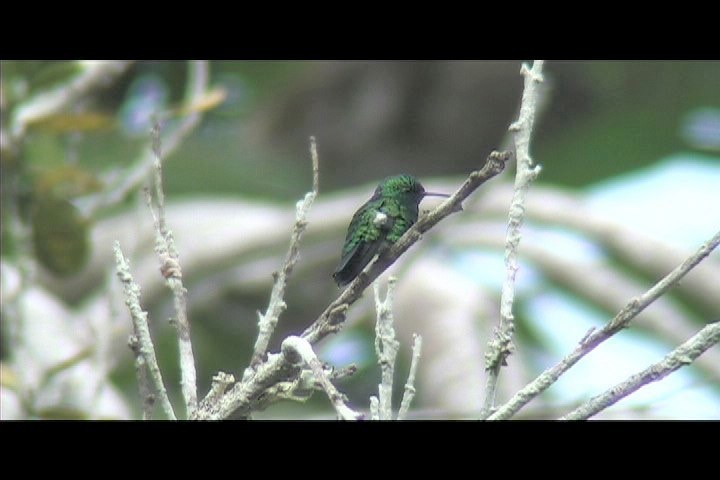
[332,174,450,287]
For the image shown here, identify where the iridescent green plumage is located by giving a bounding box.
[333,174,449,286]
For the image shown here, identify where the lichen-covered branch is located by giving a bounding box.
[369,396,380,420]
[301,150,511,346]
[560,320,720,420]
[480,60,544,419]
[192,351,300,420]
[110,62,214,419]
[248,137,320,369]
[397,333,422,421]
[370,278,423,420]
[128,334,155,420]
[145,122,198,417]
[185,139,322,421]
[114,242,176,420]
[193,335,361,420]
[204,372,236,407]
[372,278,400,420]
[488,228,720,420]
[281,336,362,421]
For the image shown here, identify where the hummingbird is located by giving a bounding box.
[332,174,450,287]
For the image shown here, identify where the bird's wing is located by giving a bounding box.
[333,199,394,285]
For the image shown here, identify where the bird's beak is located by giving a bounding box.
[423,191,461,212]
[423,192,451,198]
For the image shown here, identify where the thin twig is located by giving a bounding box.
[145,121,198,417]
[280,336,362,421]
[373,278,400,420]
[488,228,720,420]
[204,372,236,406]
[301,150,511,345]
[480,60,544,419]
[328,364,358,381]
[397,333,423,421]
[560,320,720,420]
[128,335,155,419]
[248,136,320,368]
[369,396,380,420]
[83,61,209,218]
[114,242,176,420]
[113,62,209,417]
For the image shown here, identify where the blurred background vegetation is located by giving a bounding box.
[1,61,719,419]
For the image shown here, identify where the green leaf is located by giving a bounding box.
[31,194,90,276]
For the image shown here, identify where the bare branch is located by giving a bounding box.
[481,60,544,419]
[249,136,320,368]
[128,335,155,420]
[145,122,198,417]
[114,242,176,420]
[193,336,358,420]
[281,336,362,421]
[488,228,720,420]
[301,150,511,345]
[369,396,380,420]
[328,364,358,381]
[373,278,400,420]
[192,351,299,420]
[204,372,236,406]
[561,320,720,420]
[397,333,422,421]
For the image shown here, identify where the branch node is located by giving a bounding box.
[280,336,361,420]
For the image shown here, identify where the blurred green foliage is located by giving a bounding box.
[7,61,716,208]
[537,61,720,186]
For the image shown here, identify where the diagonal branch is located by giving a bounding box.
[114,242,176,420]
[248,137,320,368]
[488,228,720,420]
[560,320,720,420]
